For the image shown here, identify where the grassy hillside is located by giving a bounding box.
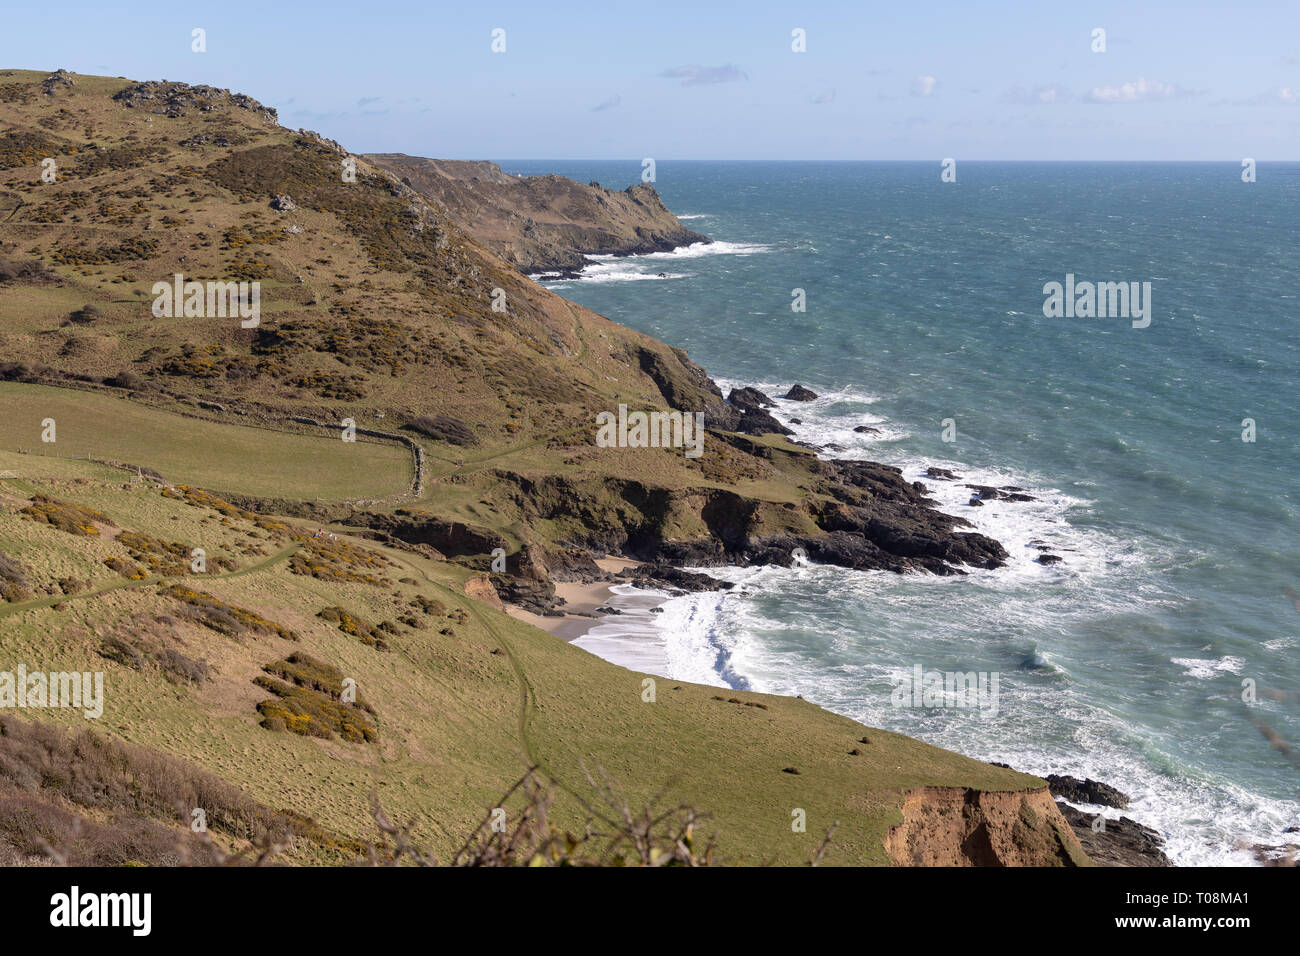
[0,449,1083,865]
[0,381,411,500]
[0,68,1087,865]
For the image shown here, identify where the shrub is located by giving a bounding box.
[254,654,376,743]
[403,414,477,446]
[67,304,102,324]
[317,606,389,650]
[0,552,31,603]
[20,494,113,536]
[159,584,297,640]
[289,536,390,586]
[105,369,144,390]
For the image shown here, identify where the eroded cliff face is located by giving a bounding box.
[884,786,1091,867]
[366,153,710,275]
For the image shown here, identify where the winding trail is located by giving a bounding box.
[0,540,303,620]
[381,548,580,801]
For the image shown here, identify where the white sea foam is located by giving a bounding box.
[1171,655,1246,680]
[571,584,674,672]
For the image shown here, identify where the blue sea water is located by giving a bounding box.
[502,160,1300,865]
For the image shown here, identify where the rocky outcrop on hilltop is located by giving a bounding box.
[112,79,279,125]
[366,153,709,275]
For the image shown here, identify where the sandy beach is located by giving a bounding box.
[503,556,648,641]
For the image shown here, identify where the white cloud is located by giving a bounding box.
[1003,84,1070,105]
[1085,76,1180,103]
[912,75,938,97]
[660,64,748,86]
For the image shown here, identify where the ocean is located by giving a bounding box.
[501,159,1300,866]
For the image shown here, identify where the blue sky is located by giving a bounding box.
[2,0,1297,160]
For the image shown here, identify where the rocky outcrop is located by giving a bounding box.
[489,544,559,613]
[884,786,1089,866]
[463,575,504,611]
[357,511,507,557]
[1055,803,1170,867]
[1045,774,1129,808]
[622,565,733,594]
[42,69,75,96]
[784,384,818,401]
[112,79,278,124]
[365,154,709,275]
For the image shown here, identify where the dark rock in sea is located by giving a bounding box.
[825,443,847,452]
[649,606,664,613]
[1250,842,1300,866]
[789,417,802,425]
[635,348,791,436]
[968,498,983,507]
[1004,493,1038,502]
[735,405,793,436]
[853,425,881,434]
[926,467,960,480]
[784,384,818,401]
[728,386,776,408]
[1055,803,1170,867]
[1046,774,1130,808]
[965,484,1004,500]
[1036,554,1063,565]
[626,564,733,594]
[594,606,622,615]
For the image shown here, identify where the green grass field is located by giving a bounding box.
[0,448,1075,865]
[0,382,412,501]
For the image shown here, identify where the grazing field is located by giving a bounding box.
[0,383,412,501]
[0,449,1062,865]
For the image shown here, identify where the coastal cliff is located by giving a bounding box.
[366,153,710,275]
